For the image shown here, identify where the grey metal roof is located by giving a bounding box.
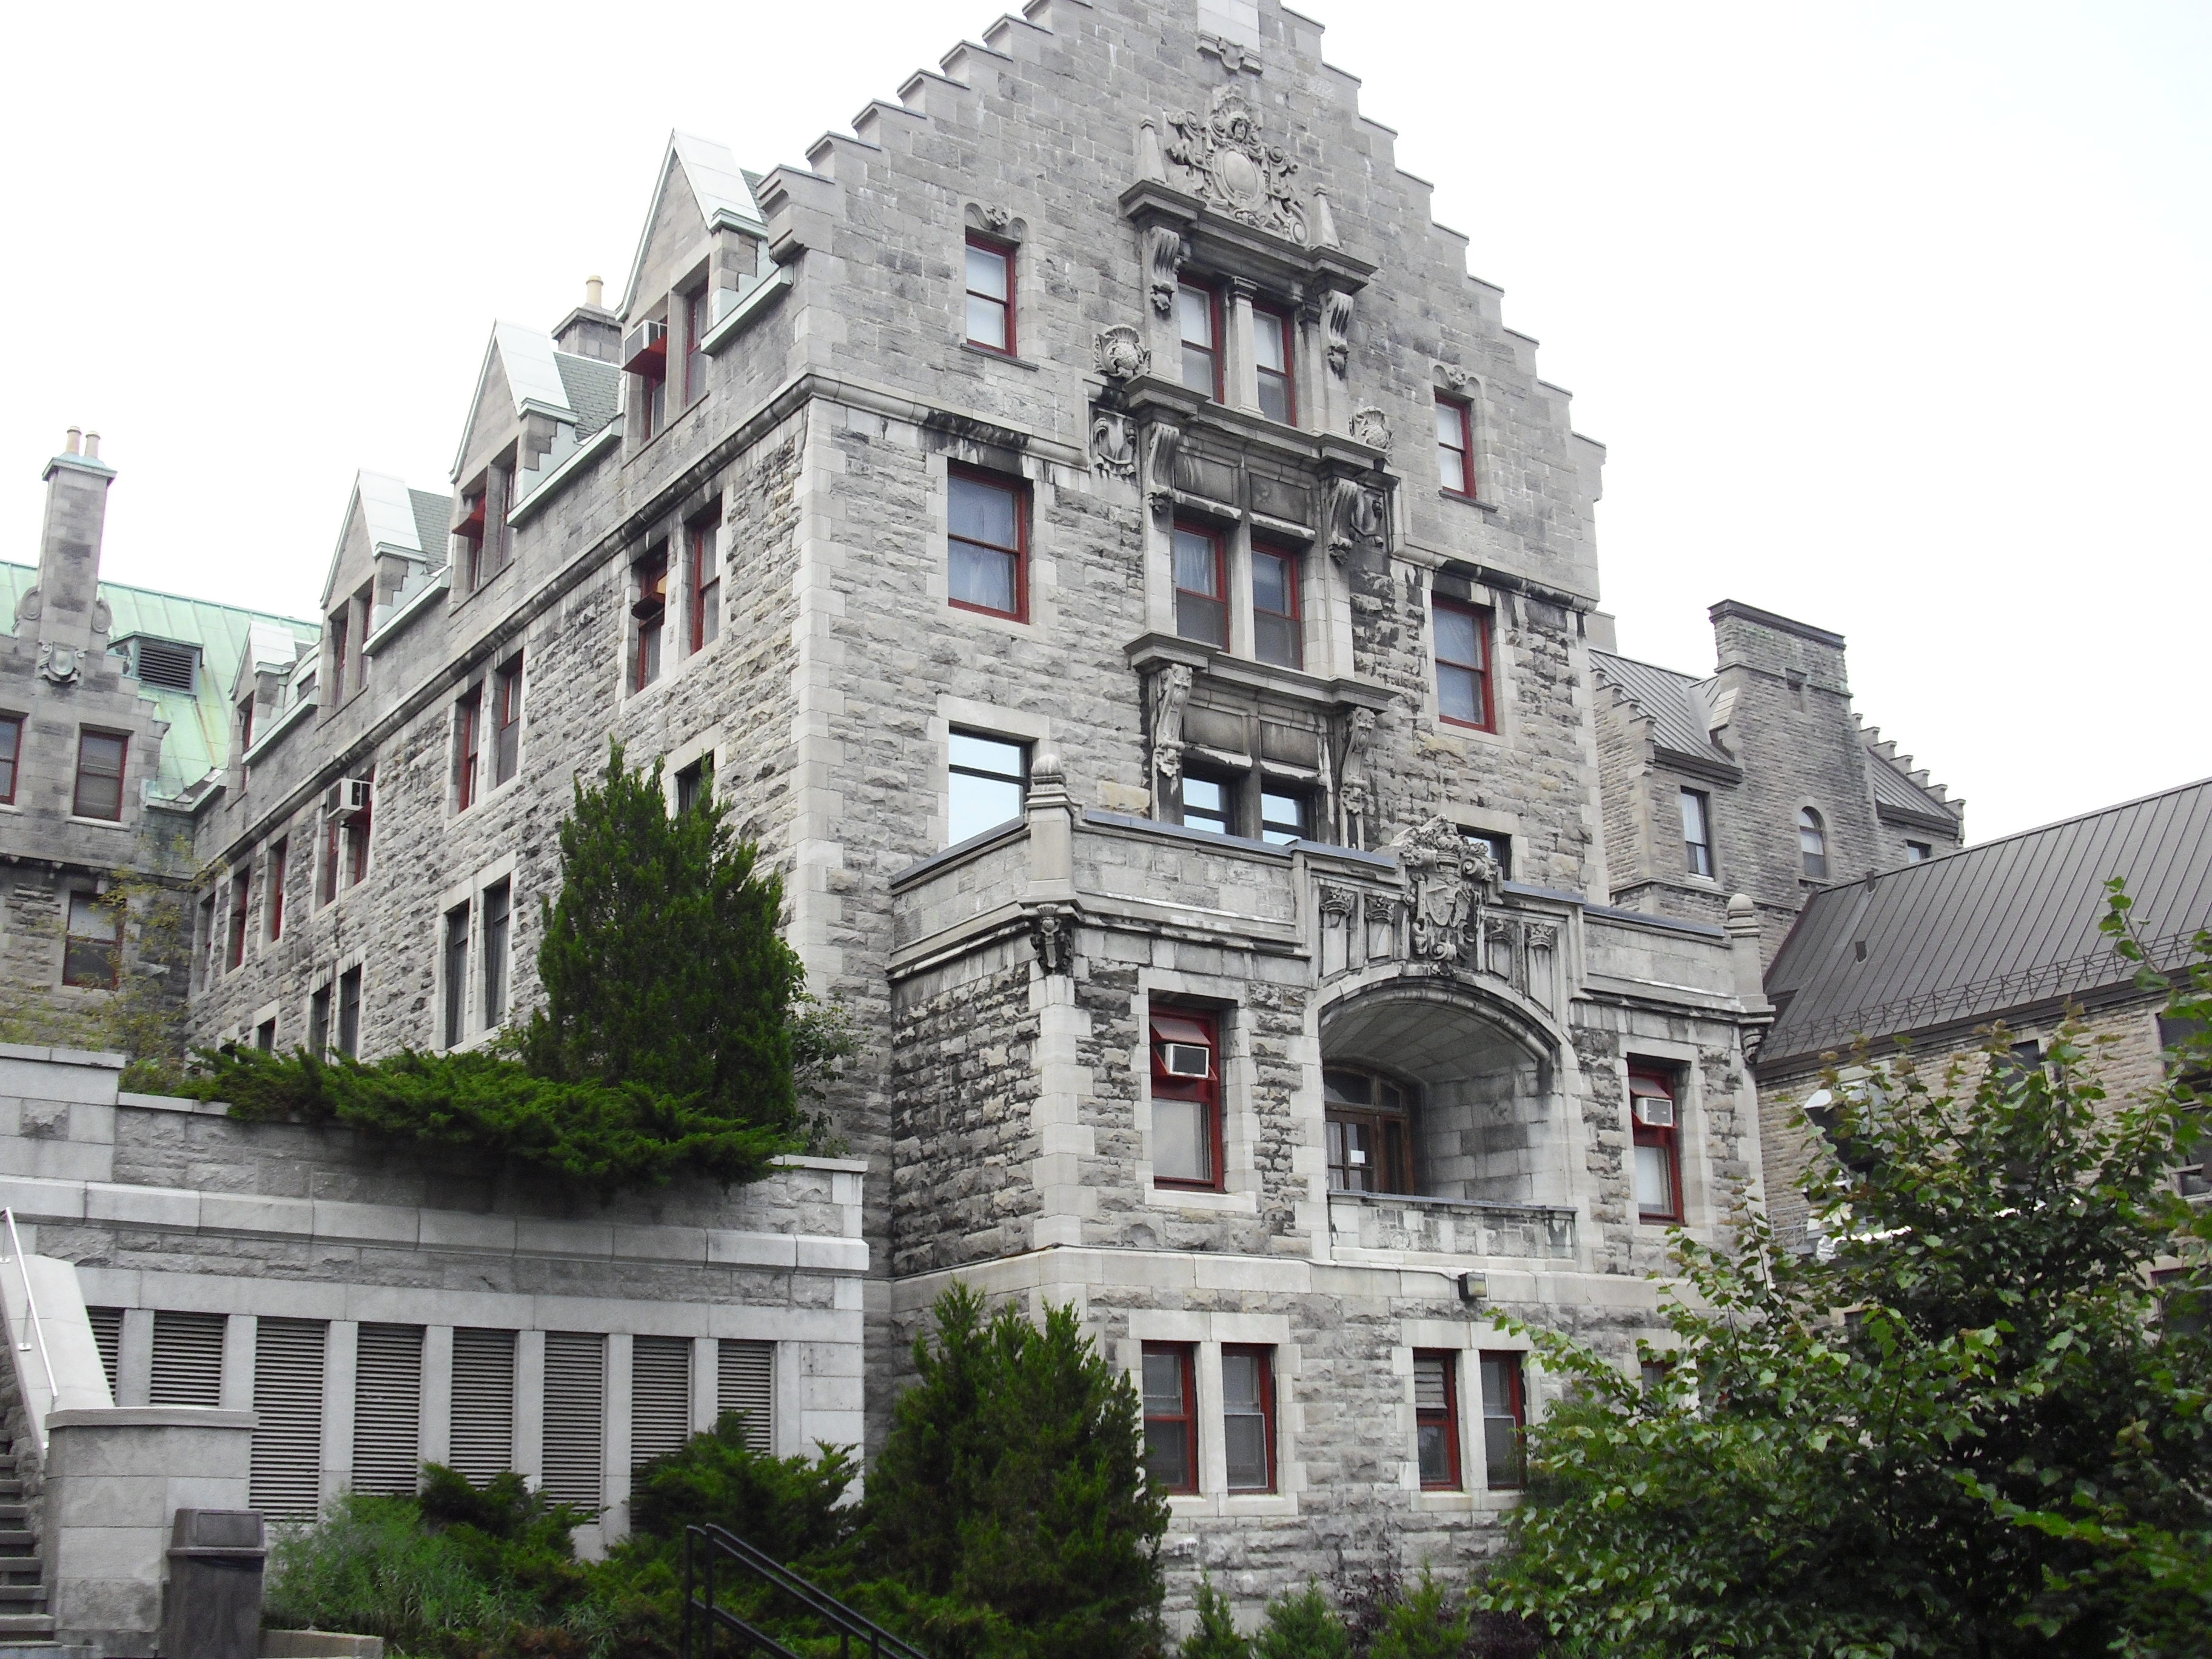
[1867,746,1960,826]
[1591,651,1729,765]
[1760,776,2212,1070]
[554,352,621,437]
[408,489,452,569]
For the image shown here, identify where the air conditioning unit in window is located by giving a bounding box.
[621,318,668,374]
[324,778,372,821]
[1632,1093,1676,1129]
[1161,1043,1212,1080]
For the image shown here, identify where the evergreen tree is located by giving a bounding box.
[1181,1577,1252,1659]
[866,1282,1169,1659]
[1477,887,2212,1658]
[1253,1580,1350,1659]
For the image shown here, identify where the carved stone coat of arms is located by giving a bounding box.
[1164,85,1307,244]
[1392,816,1504,964]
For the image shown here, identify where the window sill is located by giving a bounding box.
[1146,1182,1259,1216]
[65,814,129,830]
[959,340,1040,371]
[1441,490,1500,514]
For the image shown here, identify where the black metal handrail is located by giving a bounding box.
[682,1524,931,1659]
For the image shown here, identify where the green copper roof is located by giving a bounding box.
[0,562,320,801]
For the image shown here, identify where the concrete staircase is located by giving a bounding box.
[0,1359,66,1655]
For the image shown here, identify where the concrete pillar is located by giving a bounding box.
[689,1336,717,1435]
[420,1327,454,1467]
[219,1315,255,1412]
[1726,894,1769,1011]
[603,1333,632,1541]
[515,1329,546,1484]
[116,1310,153,1409]
[321,1322,358,1509]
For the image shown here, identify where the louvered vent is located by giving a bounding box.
[86,1306,122,1402]
[717,1339,774,1453]
[250,1319,327,1520]
[149,1311,225,1406]
[541,1332,605,1510]
[449,1328,516,1487]
[352,1323,424,1495]
[631,1336,692,1471]
[133,638,198,693]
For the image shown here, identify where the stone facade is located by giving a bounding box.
[1592,601,1964,962]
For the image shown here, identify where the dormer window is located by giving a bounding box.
[488,459,513,573]
[682,289,709,403]
[455,488,487,591]
[1177,282,1222,400]
[1252,302,1294,424]
[624,317,669,440]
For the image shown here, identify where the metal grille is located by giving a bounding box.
[717,1339,773,1452]
[541,1332,605,1510]
[132,637,197,692]
[631,1336,692,1470]
[448,1328,515,1487]
[149,1311,225,1406]
[249,1319,327,1520]
[352,1323,424,1495]
[86,1306,121,1401]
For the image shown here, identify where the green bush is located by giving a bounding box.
[1364,1569,1469,1659]
[1254,1580,1350,1659]
[1180,1577,1250,1659]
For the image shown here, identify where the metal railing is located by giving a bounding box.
[0,1209,58,1442]
[682,1524,930,1659]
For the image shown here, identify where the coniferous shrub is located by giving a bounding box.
[180,744,836,1196]
[1179,1577,1251,1659]
[1253,1580,1350,1659]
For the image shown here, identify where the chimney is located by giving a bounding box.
[27,428,119,655]
[555,275,621,362]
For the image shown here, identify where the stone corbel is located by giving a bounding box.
[1321,286,1354,375]
[1145,420,1183,520]
[1145,661,1193,813]
[1031,904,1076,976]
[1333,706,1378,851]
[1144,223,1187,318]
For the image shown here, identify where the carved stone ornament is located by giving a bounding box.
[1145,421,1182,518]
[1321,287,1354,374]
[1164,84,1308,244]
[1148,662,1193,792]
[973,203,1014,234]
[1093,324,1151,382]
[1326,476,1384,561]
[1033,907,1073,975]
[1197,30,1262,75]
[1144,224,1186,317]
[1335,706,1378,851]
[1436,362,1474,390]
[1364,890,1398,924]
[1350,406,1392,454]
[37,642,82,686]
[1090,408,1137,479]
[1392,816,1504,964]
[1317,883,1357,919]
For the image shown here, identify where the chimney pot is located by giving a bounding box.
[65,428,81,455]
[84,432,100,460]
[585,275,604,309]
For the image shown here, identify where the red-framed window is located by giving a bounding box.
[1252,302,1295,425]
[0,713,22,803]
[489,460,514,573]
[454,687,482,812]
[1177,281,1222,400]
[1479,1352,1526,1490]
[319,819,340,907]
[458,485,488,592]
[63,892,119,990]
[683,288,710,403]
[1414,1350,1462,1489]
[493,656,523,785]
[1433,598,1495,731]
[1150,1005,1222,1190]
[964,235,1015,355]
[346,768,375,890]
[73,730,128,821]
[947,469,1027,620]
[634,546,669,690]
[1141,1343,1199,1493]
[1629,1067,1683,1222]
[1221,1345,1276,1492]
[267,839,287,941]
[1171,521,1228,649]
[1436,395,1476,497]
[689,521,721,652]
[225,871,251,971]
[1252,541,1301,668]
[327,609,349,703]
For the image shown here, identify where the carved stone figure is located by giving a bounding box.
[1392,816,1501,964]
[1093,325,1151,382]
[1336,706,1378,850]
[1164,85,1307,244]
[1436,362,1474,390]
[1144,224,1185,317]
[1033,908,1073,974]
[1326,475,1382,560]
[1350,406,1391,454]
[1148,663,1193,793]
[1090,408,1136,478]
[37,642,81,686]
[1145,421,1182,518]
[1321,287,1353,374]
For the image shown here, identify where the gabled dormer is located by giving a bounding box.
[615,133,774,447]
[226,622,315,774]
[448,311,624,605]
[319,471,451,714]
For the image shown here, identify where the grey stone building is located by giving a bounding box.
[1592,600,1964,962]
[172,0,1781,1599]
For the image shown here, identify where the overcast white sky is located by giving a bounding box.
[4,2,2204,840]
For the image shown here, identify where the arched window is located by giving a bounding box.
[1798,807,1828,880]
[1324,1066,1416,1193]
